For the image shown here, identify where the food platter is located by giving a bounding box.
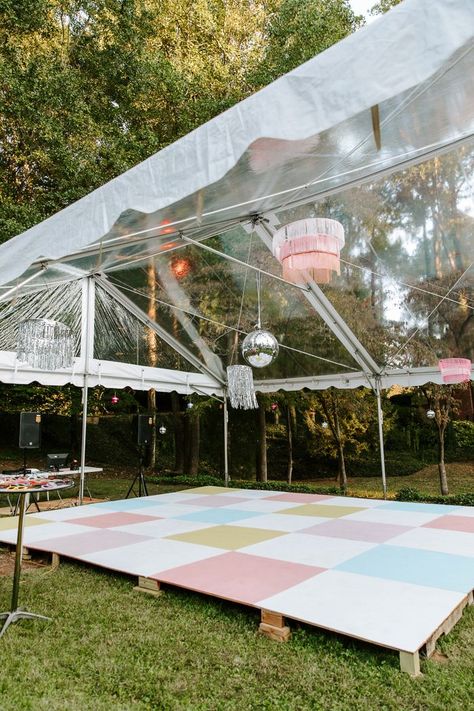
[0,474,72,492]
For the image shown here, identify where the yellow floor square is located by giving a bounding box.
[182,486,233,495]
[166,525,284,550]
[0,515,53,530]
[278,504,365,518]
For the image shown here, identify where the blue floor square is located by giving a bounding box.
[374,501,458,515]
[336,545,474,593]
[177,508,261,524]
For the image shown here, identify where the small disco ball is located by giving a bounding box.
[159,425,167,435]
[321,421,329,429]
[241,329,279,368]
[426,409,436,419]
[186,402,194,410]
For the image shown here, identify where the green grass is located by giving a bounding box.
[1,475,474,709]
[0,557,473,711]
[310,462,474,498]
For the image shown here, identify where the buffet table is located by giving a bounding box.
[0,474,74,637]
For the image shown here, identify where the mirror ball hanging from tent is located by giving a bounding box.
[17,319,74,371]
[241,328,279,368]
[272,217,345,284]
[241,271,279,369]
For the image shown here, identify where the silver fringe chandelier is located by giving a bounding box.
[17,319,75,370]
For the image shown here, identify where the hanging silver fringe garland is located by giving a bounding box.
[17,319,74,370]
[226,365,258,410]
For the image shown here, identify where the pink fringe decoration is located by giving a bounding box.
[273,218,344,284]
[438,358,472,384]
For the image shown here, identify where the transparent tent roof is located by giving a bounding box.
[0,0,472,393]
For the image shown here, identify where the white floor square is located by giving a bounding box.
[0,521,93,544]
[217,489,276,499]
[344,508,442,527]
[113,518,211,538]
[223,500,303,514]
[258,569,465,652]
[241,532,376,568]
[385,526,474,557]
[318,496,384,508]
[80,538,222,577]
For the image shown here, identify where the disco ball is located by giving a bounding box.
[321,421,329,429]
[426,409,436,419]
[241,329,279,368]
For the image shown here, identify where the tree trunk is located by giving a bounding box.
[171,392,184,473]
[337,441,347,492]
[187,414,200,476]
[286,405,293,485]
[256,397,267,482]
[334,400,347,491]
[438,424,449,495]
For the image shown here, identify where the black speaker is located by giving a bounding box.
[19,412,41,449]
[137,414,154,446]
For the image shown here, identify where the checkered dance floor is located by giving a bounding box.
[1,486,473,655]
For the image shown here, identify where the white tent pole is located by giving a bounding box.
[223,393,229,486]
[79,277,95,505]
[375,380,387,499]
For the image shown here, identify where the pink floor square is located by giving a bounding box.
[151,551,324,604]
[301,519,411,543]
[184,495,250,508]
[32,529,153,556]
[424,515,474,534]
[72,512,162,528]
[266,493,334,503]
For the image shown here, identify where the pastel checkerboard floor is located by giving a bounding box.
[1,486,473,654]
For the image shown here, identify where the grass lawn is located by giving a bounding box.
[0,476,473,709]
[0,551,473,711]
[311,462,474,498]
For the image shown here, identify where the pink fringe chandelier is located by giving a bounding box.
[438,358,472,384]
[272,217,345,284]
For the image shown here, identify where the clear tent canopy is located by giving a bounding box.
[0,0,473,398]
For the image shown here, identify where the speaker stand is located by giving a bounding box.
[14,450,40,514]
[125,450,149,499]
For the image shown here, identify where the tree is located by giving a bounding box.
[251,0,363,87]
[305,388,377,490]
[421,383,467,495]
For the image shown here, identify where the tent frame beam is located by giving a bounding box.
[253,219,381,378]
[95,274,225,386]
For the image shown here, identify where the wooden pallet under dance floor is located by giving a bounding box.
[1,486,473,674]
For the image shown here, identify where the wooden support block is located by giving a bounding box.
[22,546,32,560]
[259,610,291,642]
[399,651,421,677]
[133,576,162,597]
[51,552,60,571]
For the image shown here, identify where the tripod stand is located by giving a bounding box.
[125,447,149,498]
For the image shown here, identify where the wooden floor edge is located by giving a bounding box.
[423,590,473,659]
